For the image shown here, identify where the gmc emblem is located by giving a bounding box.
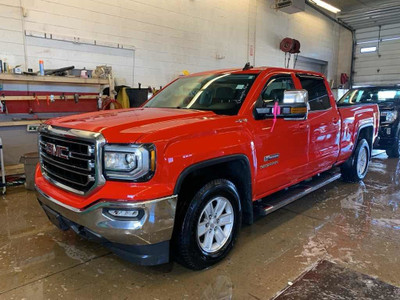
[45,142,69,160]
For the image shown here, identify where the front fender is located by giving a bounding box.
[160,130,255,192]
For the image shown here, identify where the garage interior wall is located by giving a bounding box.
[337,26,353,87]
[255,0,341,83]
[0,0,350,89]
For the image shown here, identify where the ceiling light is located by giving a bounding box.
[311,0,341,14]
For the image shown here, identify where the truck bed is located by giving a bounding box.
[337,103,379,164]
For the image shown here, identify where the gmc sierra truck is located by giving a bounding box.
[35,66,379,270]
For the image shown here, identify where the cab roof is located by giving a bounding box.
[188,66,325,78]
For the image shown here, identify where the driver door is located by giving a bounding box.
[250,73,310,199]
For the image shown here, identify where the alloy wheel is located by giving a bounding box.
[196,196,234,254]
[357,146,368,177]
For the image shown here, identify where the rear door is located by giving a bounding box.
[297,75,341,172]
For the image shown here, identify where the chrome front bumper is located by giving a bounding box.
[36,186,177,246]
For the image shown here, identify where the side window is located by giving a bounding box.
[298,76,331,111]
[259,77,295,105]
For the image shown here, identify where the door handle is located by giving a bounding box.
[332,117,339,124]
[297,123,309,129]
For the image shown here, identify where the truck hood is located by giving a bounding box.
[47,108,218,143]
[378,101,398,110]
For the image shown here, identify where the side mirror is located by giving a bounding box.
[255,90,309,120]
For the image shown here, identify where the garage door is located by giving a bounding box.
[354,23,400,86]
[295,56,328,75]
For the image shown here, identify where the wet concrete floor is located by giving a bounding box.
[274,260,400,299]
[0,151,399,299]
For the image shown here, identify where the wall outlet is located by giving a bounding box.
[27,124,40,132]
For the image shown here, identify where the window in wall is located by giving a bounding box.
[298,76,331,111]
[360,46,377,53]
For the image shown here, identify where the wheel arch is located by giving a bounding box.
[356,124,374,155]
[174,155,254,225]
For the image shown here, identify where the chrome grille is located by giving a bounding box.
[38,126,105,195]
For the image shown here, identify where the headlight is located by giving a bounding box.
[381,110,398,123]
[104,144,156,181]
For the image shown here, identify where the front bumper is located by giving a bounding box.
[375,123,398,149]
[36,186,177,265]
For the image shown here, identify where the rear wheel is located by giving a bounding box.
[386,131,400,158]
[174,179,241,270]
[341,138,370,182]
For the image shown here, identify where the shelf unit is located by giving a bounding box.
[0,73,110,115]
[0,73,109,85]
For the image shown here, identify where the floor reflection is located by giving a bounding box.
[1,153,400,299]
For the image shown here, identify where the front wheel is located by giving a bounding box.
[174,179,241,270]
[341,138,370,182]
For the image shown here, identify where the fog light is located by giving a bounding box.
[105,208,144,219]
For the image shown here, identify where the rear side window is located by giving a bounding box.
[298,76,331,111]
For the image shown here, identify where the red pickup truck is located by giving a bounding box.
[35,66,379,270]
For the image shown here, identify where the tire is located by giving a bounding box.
[386,131,400,158]
[174,179,242,270]
[341,138,370,182]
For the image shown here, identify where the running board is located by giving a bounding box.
[254,170,341,217]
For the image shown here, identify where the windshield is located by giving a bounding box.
[144,73,257,115]
[338,88,400,105]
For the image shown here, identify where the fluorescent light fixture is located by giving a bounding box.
[360,46,377,53]
[311,0,341,13]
